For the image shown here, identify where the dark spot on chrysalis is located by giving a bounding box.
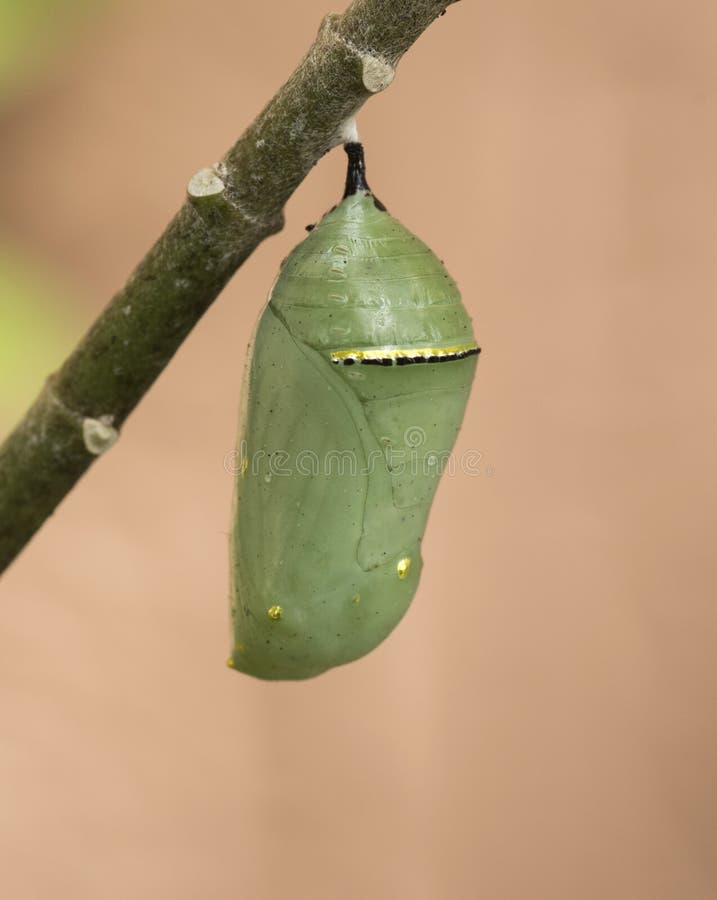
[305,224,315,231]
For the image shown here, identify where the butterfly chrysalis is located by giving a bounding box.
[228,143,479,679]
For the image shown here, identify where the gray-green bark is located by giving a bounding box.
[0,0,460,574]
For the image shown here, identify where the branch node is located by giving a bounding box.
[189,163,283,233]
[321,11,395,93]
[361,56,395,93]
[82,417,120,456]
[187,167,226,199]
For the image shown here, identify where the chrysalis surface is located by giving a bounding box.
[229,144,479,679]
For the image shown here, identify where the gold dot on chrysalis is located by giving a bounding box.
[226,657,235,669]
[352,594,361,605]
[267,605,283,621]
[396,557,411,579]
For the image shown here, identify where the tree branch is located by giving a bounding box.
[0,0,460,574]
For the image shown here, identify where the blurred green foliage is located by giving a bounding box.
[0,0,97,102]
[1,0,105,435]
[0,249,80,434]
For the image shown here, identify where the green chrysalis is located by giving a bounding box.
[228,143,479,680]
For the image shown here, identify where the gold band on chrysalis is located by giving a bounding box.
[330,343,480,367]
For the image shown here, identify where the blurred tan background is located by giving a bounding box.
[1,1,716,897]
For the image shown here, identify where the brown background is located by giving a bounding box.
[1,1,716,897]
